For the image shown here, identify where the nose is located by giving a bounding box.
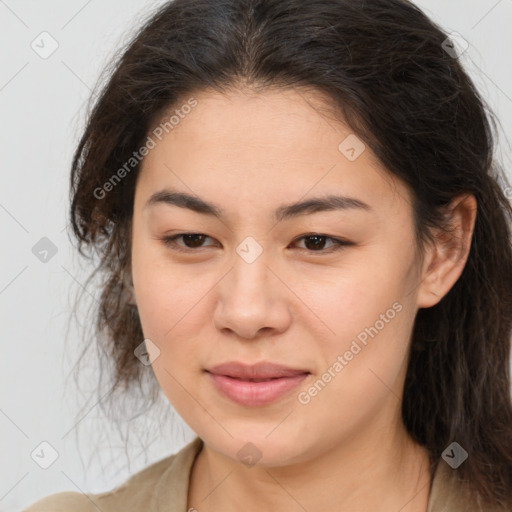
[213,252,292,340]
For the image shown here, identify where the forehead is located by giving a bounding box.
[154,87,352,155]
[135,87,408,222]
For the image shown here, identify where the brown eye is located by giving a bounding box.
[160,233,216,251]
[291,234,353,253]
[160,232,353,254]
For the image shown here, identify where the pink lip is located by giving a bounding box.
[206,361,310,406]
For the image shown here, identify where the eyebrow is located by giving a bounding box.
[144,189,372,222]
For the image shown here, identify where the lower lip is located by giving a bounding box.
[207,372,309,407]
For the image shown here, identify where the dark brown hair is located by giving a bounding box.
[67,0,512,506]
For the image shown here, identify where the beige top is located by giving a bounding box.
[22,436,507,511]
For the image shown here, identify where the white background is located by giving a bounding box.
[1,1,511,510]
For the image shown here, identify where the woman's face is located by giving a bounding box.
[131,87,429,466]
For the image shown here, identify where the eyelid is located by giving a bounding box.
[162,233,218,250]
[158,232,354,254]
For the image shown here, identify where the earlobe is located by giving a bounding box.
[128,292,137,306]
[416,193,477,309]
[123,269,138,306]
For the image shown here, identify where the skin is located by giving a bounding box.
[130,87,477,512]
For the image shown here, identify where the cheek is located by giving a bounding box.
[301,253,416,404]
[132,251,207,338]
[133,263,206,409]
[300,259,408,346]
[132,257,213,401]
[298,300,413,441]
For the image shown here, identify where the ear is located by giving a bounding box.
[416,193,477,309]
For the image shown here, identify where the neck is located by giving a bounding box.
[187,419,432,512]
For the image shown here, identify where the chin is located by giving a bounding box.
[198,425,317,468]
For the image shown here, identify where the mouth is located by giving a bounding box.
[205,361,310,407]
[225,376,284,382]
[206,360,310,379]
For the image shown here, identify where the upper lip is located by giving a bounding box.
[206,361,310,379]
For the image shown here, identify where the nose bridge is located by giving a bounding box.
[229,237,272,299]
[214,237,290,337]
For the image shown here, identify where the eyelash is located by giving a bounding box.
[159,232,354,255]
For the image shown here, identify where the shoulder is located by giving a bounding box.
[21,491,95,512]
[22,437,203,512]
[21,458,176,512]
[428,461,512,512]
[21,457,178,512]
